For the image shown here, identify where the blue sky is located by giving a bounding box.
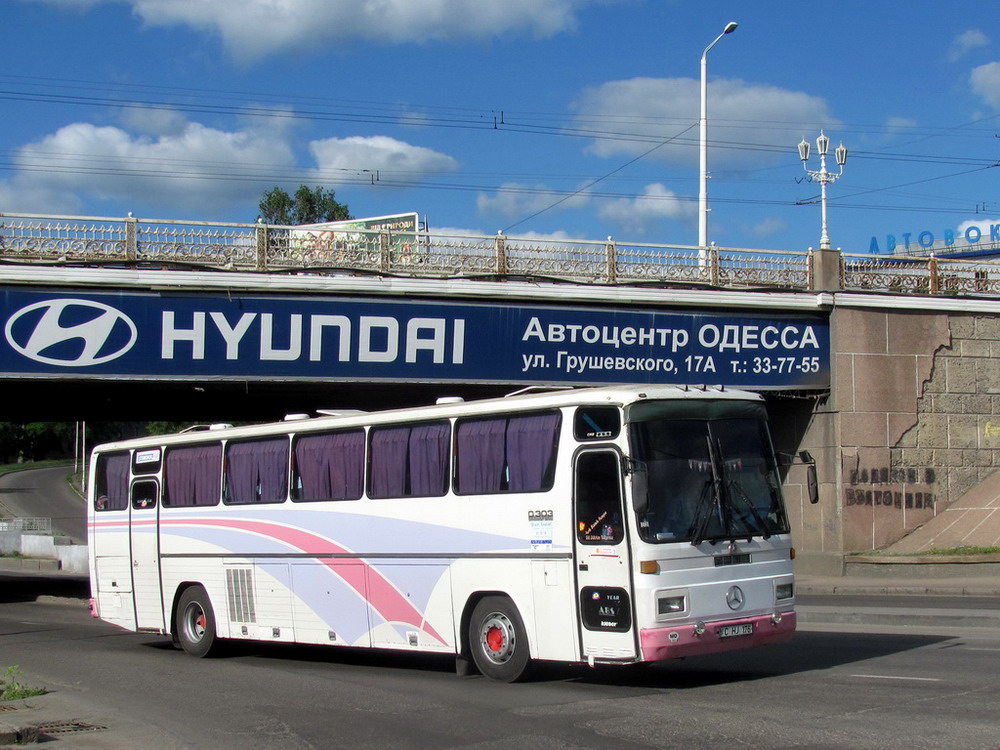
[2,0,999,254]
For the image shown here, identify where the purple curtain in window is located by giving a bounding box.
[166,444,222,507]
[294,431,364,501]
[227,439,288,504]
[370,426,410,498]
[456,419,506,493]
[507,413,560,492]
[409,423,450,497]
[101,453,130,511]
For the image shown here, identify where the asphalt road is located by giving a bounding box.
[2,596,1000,750]
[0,464,85,542]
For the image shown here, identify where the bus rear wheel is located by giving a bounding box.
[175,586,218,658]
[469,596,533,682]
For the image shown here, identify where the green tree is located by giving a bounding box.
[258,185,351,225]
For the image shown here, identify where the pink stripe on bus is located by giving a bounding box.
[160,517,447,645]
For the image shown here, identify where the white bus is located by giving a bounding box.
[88,385,800,681]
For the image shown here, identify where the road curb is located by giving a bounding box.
[797,604,1000,630]
[797,581,1000,597]
[0,720,34,745]
[0,557,60,573]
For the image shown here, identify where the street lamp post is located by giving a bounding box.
[699,20,738,251]
[798,131,848,250]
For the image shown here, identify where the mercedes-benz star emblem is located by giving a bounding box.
[726,585,746,611]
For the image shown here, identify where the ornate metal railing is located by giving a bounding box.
[0,517,52,534]
[842,253,1000,296]
[0,213,810,290]
[2,212,1000,297]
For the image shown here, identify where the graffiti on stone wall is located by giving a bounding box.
[844,466,936,509]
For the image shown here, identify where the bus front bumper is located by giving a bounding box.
[639,610,796,661]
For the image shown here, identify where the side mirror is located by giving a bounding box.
[779,450,819,504]
[797,451,819,504]
[623,457,648,514]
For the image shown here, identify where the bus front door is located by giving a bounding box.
[573,449,637,662]
[129,479,165,633]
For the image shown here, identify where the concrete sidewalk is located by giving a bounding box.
[797,573,1000,597]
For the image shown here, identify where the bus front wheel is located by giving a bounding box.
[175,586,218,658]
[468,596,533,682]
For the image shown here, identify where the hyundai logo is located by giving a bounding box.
[726,585,746,611]
[5,298,138,367]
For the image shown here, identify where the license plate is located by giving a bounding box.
[718,623,753,638]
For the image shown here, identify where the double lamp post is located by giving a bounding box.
[699,22,848,252]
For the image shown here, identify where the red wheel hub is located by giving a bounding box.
[486,625,504,653]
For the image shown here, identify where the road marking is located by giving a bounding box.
[851,674,940,682]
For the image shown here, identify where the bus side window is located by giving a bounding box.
[224,437,289,504]
[95,453,130,512]
[131,479,159,510]
[575,452,624,544]
[369,422,450,499]
[292,430,365,502]
[163,444,222,507]
[454,411,560,495]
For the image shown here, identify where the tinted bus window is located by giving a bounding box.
[225,438,289,505]
[574,406,620,441]
[164,444,222,507]
[292,430,365,502]
[94,452,130,511]
[455,412,561,494]
[575,451,624,544]
[369,422,450,499]
[132,447,162,475]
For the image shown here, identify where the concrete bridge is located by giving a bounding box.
[4,212,1000,572]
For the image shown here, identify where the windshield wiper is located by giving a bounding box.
[687,478,715,546]
[689,436,723,546]
[715,439,772,541]
[725,478,771,540]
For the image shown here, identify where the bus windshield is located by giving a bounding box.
[626,400,789,545]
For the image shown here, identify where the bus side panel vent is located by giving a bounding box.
[226,568,257,624]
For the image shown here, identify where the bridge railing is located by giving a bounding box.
[2,212,999,297]
[0,212,811,290]
[842,252,1000,296]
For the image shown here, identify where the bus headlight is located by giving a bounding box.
[775,582,794,601]
[655,589,688,620]
[657,594,686,617]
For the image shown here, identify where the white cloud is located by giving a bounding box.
[309,135,457,183]
[957,218,1000,240]
[30,0,600,62]
[476,182,589,220]
[597,183,695,236]
[0,108,461,217]
[575,77,839,169]
[885,116,918,133]
[8,118,296,215]
[949,29,990,61]
[971,62,1000,110]
[0,178,82,215]
[748,217,785,238]
[119,106,191,137]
